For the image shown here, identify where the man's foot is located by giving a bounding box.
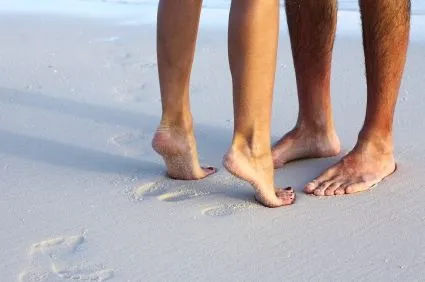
[152,126,216,180]
[223,146,295,208]
[304,138,396,196]
[272,126,341,168]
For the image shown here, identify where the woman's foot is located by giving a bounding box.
[223,145,295,208]
[152,125,216,180]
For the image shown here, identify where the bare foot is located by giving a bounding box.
[272,126,341,168]
[304,139,396,196]
[152,126,216,180]
[223,146,295,208]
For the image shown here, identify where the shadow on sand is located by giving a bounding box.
[0,87,342,199]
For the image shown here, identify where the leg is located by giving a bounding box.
[152,0,216,180]
[272,0,341,168]
[306,0,411,196]
[223,0,295,207]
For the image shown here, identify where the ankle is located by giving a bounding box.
[296,119,336,136]
[159,114,193,134]
[357,130,394,154]
[231,134,271,160]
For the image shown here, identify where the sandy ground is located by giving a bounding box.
[1,10,425,282]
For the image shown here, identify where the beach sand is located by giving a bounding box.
[1,8,425,282]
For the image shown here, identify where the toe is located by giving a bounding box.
[276,188,296,205]
[201,166,217,177]
[324,182,342,196]
[255,190,295,207]
[276,187,295,199]
[202,166,217,173]
[313,180,334,196]
[305,168,338,194]
[345,180,373,194]
[334,185,346,195]
[304,180,320,194]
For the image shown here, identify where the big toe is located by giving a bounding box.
[255,188,295,208]
[275,187,296,205]
[305,169,337,194]
[202,166,217,177]
[276,187,295,198]
[304,180,320,194]
[344,181,373,194]
[187,166,217,180]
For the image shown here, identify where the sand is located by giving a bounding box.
[1,3,425,282]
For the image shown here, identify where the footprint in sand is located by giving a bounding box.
[201,203,258,217]
[109,132,152,156]
[116,52,157,72]
[92,36,121,43]
[141,62,157,71]
[19,234,114,282]
[157,189,216,202]
[130,180,216,203]
[132,182,214,202]
[130,181,161,201]
[112,83,157,103]
[129,177,257,217]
